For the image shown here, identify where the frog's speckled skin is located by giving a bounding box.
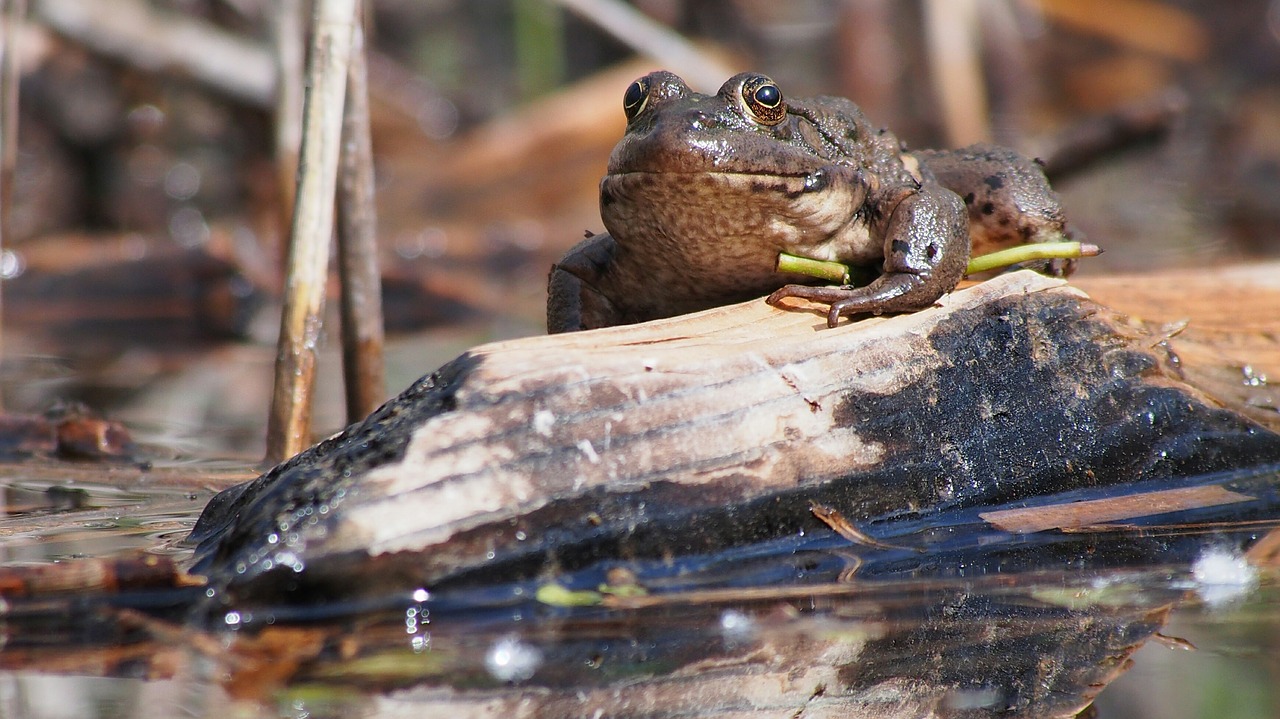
[548,71,1069,332]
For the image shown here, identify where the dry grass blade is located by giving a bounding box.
[265,0,359,464]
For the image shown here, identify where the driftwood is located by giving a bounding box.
[189,269,1280,605]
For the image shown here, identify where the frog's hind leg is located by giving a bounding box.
[768,187,969,327]
[916,143,1070,257]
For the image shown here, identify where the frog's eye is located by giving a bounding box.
[741,75,786,126]
[623,78,650,120]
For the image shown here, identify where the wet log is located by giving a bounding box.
[188,269,1280,605]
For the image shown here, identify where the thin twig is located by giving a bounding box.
[0,0,23,411]
[265,0,358,464]
[777,242,1102,286]
[335,9,385,423]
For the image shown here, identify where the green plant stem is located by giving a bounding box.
[963,241,1098,274]
[776,254,851,284]
[777,241,1100,286]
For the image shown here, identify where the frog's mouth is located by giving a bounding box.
[602,165,868,227]
[602,165,861,206]
[600,168,878,268]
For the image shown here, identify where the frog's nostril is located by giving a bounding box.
[684,111,709,130]
[804,170,828,192]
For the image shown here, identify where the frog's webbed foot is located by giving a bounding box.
[768,187,970,328]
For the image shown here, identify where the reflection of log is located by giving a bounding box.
[373,601,1172,716]
[0,571,1173,719]
[282,587,1172,719]
[189,269,1280,604]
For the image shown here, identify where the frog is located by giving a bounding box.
[547,70,1071,333]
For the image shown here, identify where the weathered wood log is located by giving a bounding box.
[188,270,1280,605]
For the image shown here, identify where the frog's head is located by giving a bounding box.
[606,71,854,177]
[600,71,875,272]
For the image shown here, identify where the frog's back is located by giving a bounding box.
[915,144,1070,255]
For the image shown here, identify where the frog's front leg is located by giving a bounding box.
[547,231,621,333]
[767,187,969,328]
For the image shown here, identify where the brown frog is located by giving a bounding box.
[547,71,1070,332]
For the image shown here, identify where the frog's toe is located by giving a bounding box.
[826,305,844,328]
[826,295,912,326]
[1037,257,1078,278]
[766,284,853,306]
[825,298,871,327]
[1001,256,1078,278]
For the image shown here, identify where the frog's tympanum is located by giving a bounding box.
[547,71,1071,332]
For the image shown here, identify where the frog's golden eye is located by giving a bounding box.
[741,75,786,126]
[623,78,650,120]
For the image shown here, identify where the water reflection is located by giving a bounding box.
[257,569,1178,718]
[0,469,1277,718]
[0,545,1266,718]
[0,478,205,559]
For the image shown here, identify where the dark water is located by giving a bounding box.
[1,465,1278,718]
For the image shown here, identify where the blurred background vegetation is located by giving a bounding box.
[4,0,1280,452]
